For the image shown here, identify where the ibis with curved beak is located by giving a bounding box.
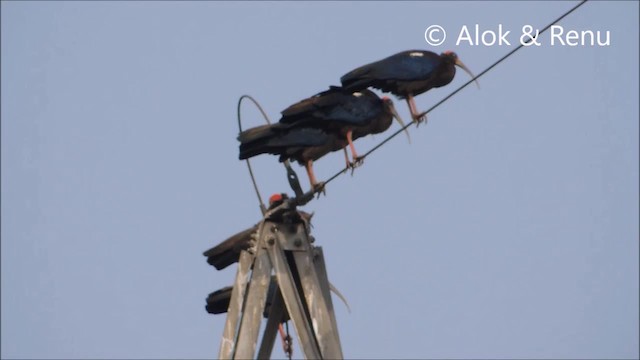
[340,50,479,124]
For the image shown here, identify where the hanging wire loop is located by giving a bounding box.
[236,95,312,213]
[237,95,271,215]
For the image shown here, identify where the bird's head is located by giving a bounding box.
[442,51,480,89]
[381,96,411,144]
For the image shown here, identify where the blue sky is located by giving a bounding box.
[2,1,638,359]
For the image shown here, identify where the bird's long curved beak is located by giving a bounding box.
[388,102,411,144]
[455,58,480,89]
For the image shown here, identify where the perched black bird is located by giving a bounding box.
[203,225,258,271]
[341,50,479,123]
[204,194,313,270]
[205,277,285,319]
[238,87,409,190]
[239,125,345,189]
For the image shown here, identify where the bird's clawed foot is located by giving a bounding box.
[412,112,428,126]
[348,156,365,175]
[312,182,326,198]
[342,160,351,174]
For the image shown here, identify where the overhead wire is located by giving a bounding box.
[322,0,588,188]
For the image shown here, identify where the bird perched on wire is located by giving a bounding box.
[237,86,409,191]
[341,50,479,124]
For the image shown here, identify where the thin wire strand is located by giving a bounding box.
[237,95,273,215]
[322,0,588,188]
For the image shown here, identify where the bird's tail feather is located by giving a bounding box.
[340,66,373,91]
[237,124,276,143]
[239,123,303,160]
[238,124,279,159]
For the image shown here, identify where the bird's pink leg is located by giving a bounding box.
[305,159,318,188]
[347,130,359,159]
[406,96,417,118]
[305,159,325,194]
[346,130,364,170]
[406,95,427,125]
[343,148,351,169]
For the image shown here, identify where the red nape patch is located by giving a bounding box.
[381,96,391,101]
[268,193,283,205]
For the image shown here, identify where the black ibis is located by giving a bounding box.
[203,193,313,270]
[340,50,479,123]
[238,87,409,190]
[239,125,345,190]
